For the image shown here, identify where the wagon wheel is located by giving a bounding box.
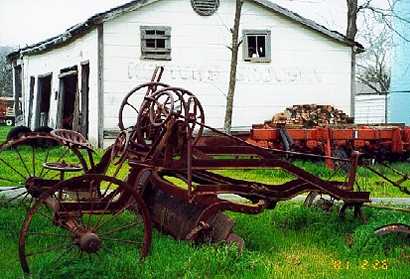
[118,82,169,131]
[148,91,175,127]
[147,87,205,145]
[304,148,351,212]
[19,174,152,276]
[135,91,175,146]
[303,191,335,212]
[0,135,89,208]
[184,95,205,145]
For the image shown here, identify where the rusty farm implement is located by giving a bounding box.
[0,67,396,275]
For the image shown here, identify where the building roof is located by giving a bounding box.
[7,0,364,60]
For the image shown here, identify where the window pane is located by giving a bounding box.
[247,36,257,58]
[256,36,266,58]
[156,39,165,48]
[146,39,156,48]
[140,26,171,60]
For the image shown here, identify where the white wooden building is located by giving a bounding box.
[354,82,387,124]
[8,0,363,147]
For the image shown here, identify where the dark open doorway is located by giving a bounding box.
[35,74,52,128]
[80,63,89,138]
[28,77,35,128]
[14,65,23,119]
[58,70,78,130]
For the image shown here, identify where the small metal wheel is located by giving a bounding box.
[304,191,335,212]
[0,135,89,208]
[148,91,175,127]
[184,95,205,145]
[19,174,152,276]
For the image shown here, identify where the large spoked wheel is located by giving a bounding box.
[19,174,152,276]
[0,135,89,208]
[135,91,175,146]
[118,82,169,131]
[148,87,205,145]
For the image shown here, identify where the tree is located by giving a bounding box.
[345,0,408,119]
[356,20,392,94]
[0,47,13,97]
[346,0,410,93]
[346,0,360,40]
[224,0,244,134]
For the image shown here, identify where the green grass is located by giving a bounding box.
[0,201,409,278]
[0,124,409,278]
[0,125,11,143]
[216,160,410,198]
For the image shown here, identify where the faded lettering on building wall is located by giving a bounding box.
[127,63,323,85]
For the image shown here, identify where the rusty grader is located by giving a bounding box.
[0,67,375,275]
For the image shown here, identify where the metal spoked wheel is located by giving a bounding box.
[184,95,205,145]
[148,91,175,127]
[19,174,152,276]
[118,82,169,131]
[135,91,175,146]
[304,191,335,212]
[0,135,89,208]
[157,87,205,145]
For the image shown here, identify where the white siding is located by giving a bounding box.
[355,94,386,124]
[21,29,99,145]
[103,0,352,132]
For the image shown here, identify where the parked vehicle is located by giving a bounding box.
[0,97,15,126]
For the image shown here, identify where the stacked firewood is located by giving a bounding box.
[271,104,353,128]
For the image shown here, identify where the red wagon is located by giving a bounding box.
[249,124,410,168]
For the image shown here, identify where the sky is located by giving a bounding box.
[0,0,130,47]
[0,0,350,48]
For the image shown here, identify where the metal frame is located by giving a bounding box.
[2,67,378,275]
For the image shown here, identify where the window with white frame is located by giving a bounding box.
[140,26,171,60]
[243,30,271,62]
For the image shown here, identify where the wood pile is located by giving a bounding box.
[270,104,354,128]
